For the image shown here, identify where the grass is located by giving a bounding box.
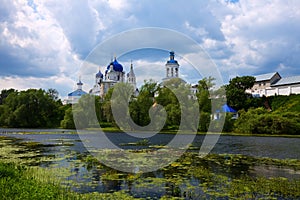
[0,162,141,200]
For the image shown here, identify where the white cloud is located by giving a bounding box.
[215,0,300,77]
[1,0,300,97]
[0,75,75,99]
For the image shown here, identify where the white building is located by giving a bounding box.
[127,62,139,96]
[67,79,87,104]
[248,72,300,97]
[162,51,180,81]
[90,57,138,98]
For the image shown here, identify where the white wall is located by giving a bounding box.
[251,84,300,97]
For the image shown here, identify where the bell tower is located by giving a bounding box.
[127,61,137,90]
[165,51,179,79]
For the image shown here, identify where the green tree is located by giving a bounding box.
[196,77,217,132]
[72,94,99,129]
[0,89,63,128]
[60,106,75,129]
[47,88,59,101]
[102,88,115,124]
[0,89,16,105]
[156,78,199,131]
[130,80,159,127]
[225,76,255,110]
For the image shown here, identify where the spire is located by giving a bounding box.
[170,51,175,60]
[130,60,133,70]
[77,76,83,90]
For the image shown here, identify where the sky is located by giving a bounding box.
[1,0,300,99]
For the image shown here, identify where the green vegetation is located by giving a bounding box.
[234,107,300,134]
[1,134,300,199]
[2,75,300,135]
[0,88,65,128]
[225,76,256,111]
[0,162,140,200]
[224,76,300,135]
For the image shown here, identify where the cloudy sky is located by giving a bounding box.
[1,0,300,98]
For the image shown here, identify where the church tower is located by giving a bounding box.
[127,61,137,90]
[165,51,179,79]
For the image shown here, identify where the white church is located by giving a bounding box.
[89,57,138,97]
[67,51,180,103]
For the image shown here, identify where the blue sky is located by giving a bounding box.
[1,0,300,98]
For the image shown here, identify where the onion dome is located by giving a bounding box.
[106,57,123,72]
[96,70,103,78]
[77,80,83,86]
[167,51,178,64]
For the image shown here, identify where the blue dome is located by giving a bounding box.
[167,60,178,64]
[106,58,123,72]
[96,70,103,78]
[166,51,178,64]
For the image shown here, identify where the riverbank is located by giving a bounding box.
[1,127,300,138]
[0,162,139,200]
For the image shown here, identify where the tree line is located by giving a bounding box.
[0,89,65,128]
[1,76,300,135]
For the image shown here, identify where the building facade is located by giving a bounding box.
[67,79,87,104]
[69,51,187,102]
[90,57,138,98]
[163,51,180,81]
[248,72,300,97]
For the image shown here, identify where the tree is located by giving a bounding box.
[196,77,216,132]
[102,88,115,124]
[225,76,255,110]
[197,77,215,113]
[0,89,63,128]
[156,78,199,131]
[47,88,59,101]
[72,94,99,129]
[0,89,16,105]
[60,106,75,129]
[129,80,159,127]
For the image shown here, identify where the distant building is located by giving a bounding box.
[90,57,138,98]
[70,51,197,102]
[270,75,300,96]
[163,51,180,81]
[127,62,139,96]
[67,79,87,104]
[248,72,300,97]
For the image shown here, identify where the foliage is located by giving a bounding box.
[0,162,140,200]
[60,106,75,129]
[2,133,300,199]
[269,94,300,112]
[225,76,255,110]
[0,88,16,105]
[0,89,64,128]
[130,80,158,127]
[197,77,215,113]
[234,108,300,134]
[102,87,115,124]
[198,112,211,132]
[222,113,235,132]
[156,78,199,131]
[72,94,101,129]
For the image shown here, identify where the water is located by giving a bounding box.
[1,129,300,199]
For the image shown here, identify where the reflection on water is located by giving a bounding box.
[0,129,300,199]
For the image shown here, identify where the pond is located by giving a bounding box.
[1,129,300,199]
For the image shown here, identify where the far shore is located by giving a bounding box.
[1,127,300,138]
